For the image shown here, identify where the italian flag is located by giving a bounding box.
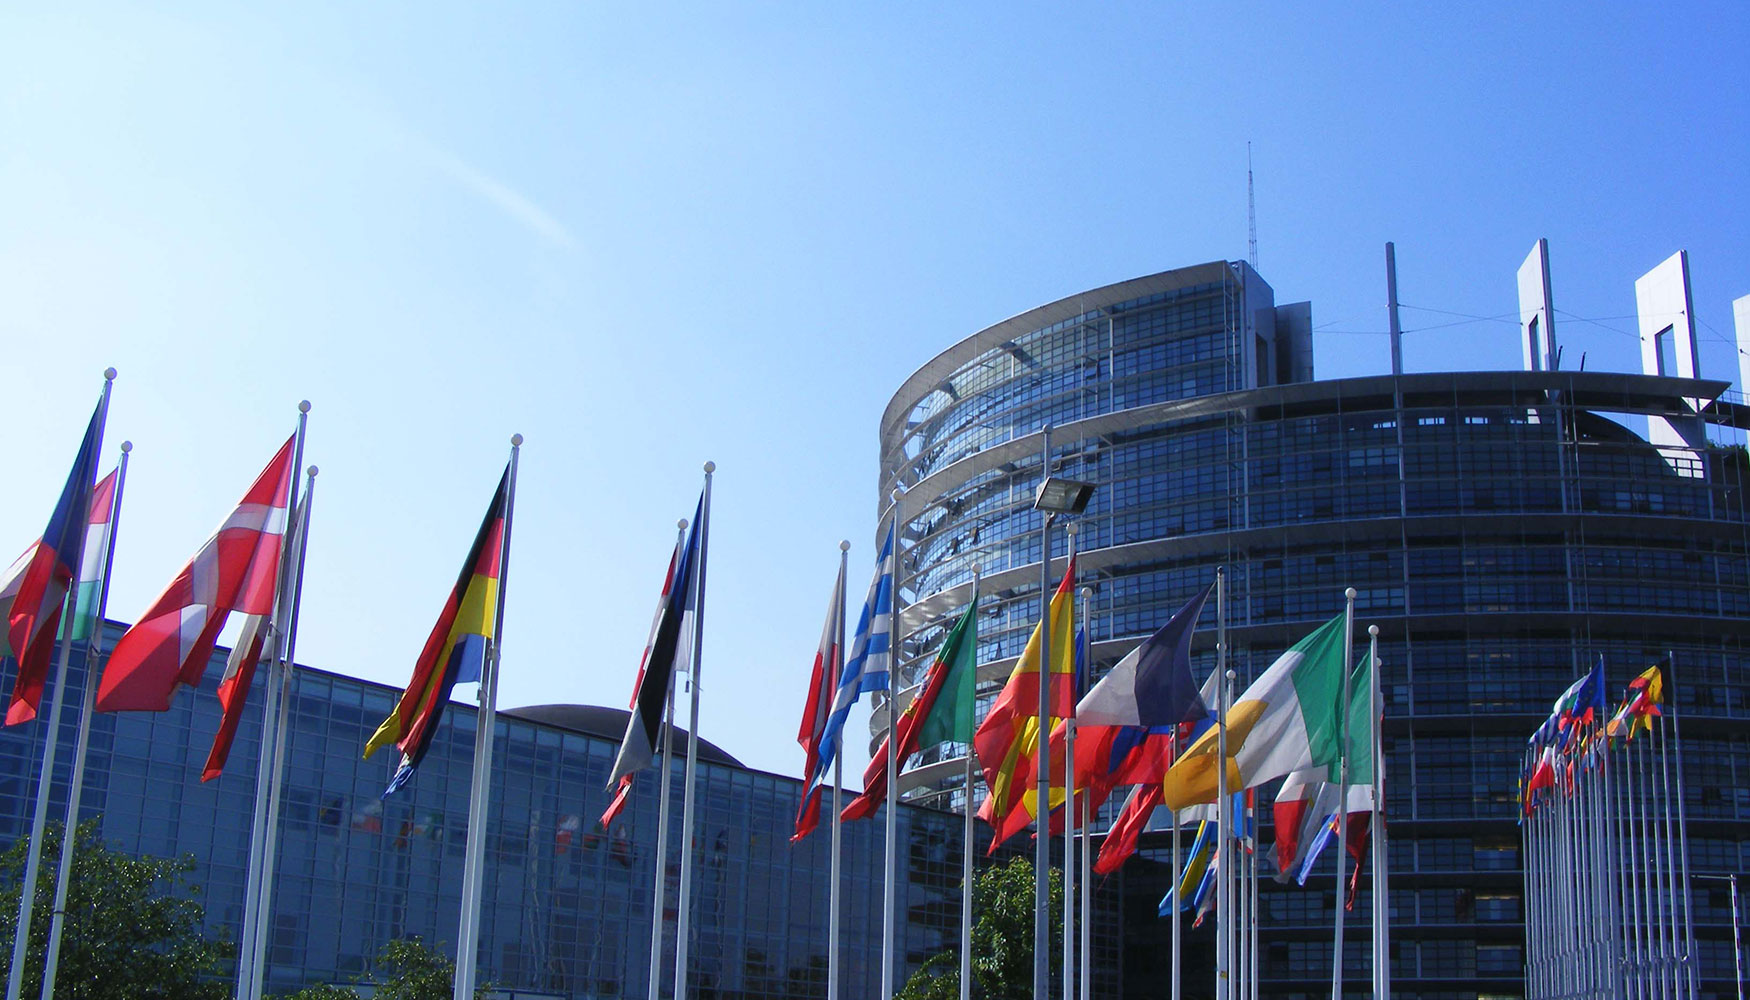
[1162,611,1350,810]
[59,467,119,644]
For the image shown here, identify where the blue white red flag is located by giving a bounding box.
[2,398,106,725]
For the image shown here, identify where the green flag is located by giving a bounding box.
[916,589,979,747]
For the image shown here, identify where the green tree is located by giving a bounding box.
[275,938,490,1000]
[0,819,231,999]
[898,856,1063,1000]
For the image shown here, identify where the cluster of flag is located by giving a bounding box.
[1521,657,1666,817]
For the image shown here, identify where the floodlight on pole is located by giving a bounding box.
[1035,476,1096,515]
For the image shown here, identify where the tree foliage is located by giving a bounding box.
[897,855,1063,1000]
[274,937,490,1000]
[0,819,231,999]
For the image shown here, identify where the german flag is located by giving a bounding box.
[365,467,507,795]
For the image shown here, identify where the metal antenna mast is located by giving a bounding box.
[1246,142,1259,270]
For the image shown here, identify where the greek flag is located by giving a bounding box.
[809,522,894,791]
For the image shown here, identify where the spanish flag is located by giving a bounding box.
[973,557,1076,850]
[366,467,507,795]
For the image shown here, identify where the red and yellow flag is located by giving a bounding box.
[973,557,1076,851]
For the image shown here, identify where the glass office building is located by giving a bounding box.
[0,640,1012,999]
[879,260,1750,998]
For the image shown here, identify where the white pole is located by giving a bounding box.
[647,518,687,1000]
[1732,874,1744,1000]
[1078,587,1093,1000]
[1330,587,1356,1000]
[3,372,112,1000]
[1062,524,1078,1000]
[1171,806,1182,1000]
[960,562,980,1000]
[1215,566,1230,1000]
[236,401,310,1000]
[831,540,850,1000]
[1666,653,1697,998]
[452,434,521,1000]
[245,463,317,1000]
[1367,625,1387,999]
[40,439,130,1000]
[673,462,713,1000]
[881,487,904,1000]
[1033,426,1053,1000]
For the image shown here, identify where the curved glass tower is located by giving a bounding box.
[879,260,1750,997]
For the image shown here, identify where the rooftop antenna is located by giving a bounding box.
[1246,142,1259,271]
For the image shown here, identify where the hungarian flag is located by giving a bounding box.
[605,497,702,791]
[1162,611,1349,810]
[2,400,106,725]
[792,560,846,840]
[365,466,508,795]
[59,467,120,645]
[1093,781,1161,874]
[96,436,296,714]
[975,558,1076,850]
[202,472,310,782]
[601,531,690,829]
[841,587,977,822]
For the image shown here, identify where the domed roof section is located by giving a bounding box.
[500,704,744,769]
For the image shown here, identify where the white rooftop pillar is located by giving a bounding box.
[1635,250,1706,469]
[1517,239,1556,372]
[1733,294,1750,398]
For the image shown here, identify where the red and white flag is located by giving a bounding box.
[96,436,296,715]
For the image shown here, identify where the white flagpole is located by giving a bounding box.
[236,401,311,1000]
[1171,805,1182,1000]
[1215,565,1230,1000]
[959,562,980,1000]
[647,518,687,1000]
[1033,427,1052,1000]
[1367,625,1387,999]
[5,370,113,1000]
[1078,587,1093,1000]
[40,439,130,1000]
[1666,653,1697,997]
[881,487,905,1000]
[1062,524,1078,1000]
[39,439,127,1000]
[1330,587,1356,1000]
[673,462,714,1000]
[245,462,317,1000]
[832,539,849,1000]
[452,434,521,1000]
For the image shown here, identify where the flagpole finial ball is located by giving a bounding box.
[511,433,524,446]
[840,540,851,552]
[104,367,117,381]
[120,440,132,453]
[1345,587,1356,600]
[972,562,981,574]
[703,461,715,473]
[1368,624,1379,636]
[307,465,319,477]
[299,400,311,413]
[679,519,689,531]
[1081,587,1093,599]
[1225,669,1236,680]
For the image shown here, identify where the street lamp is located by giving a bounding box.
[1029,425,1096,1000]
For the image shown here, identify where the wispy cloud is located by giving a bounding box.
[420,145,577,251]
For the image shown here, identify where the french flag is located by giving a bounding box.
[2,399,106,725]
[96,436,296,714]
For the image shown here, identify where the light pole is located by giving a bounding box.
[1030,424,1096,1000]
[1696,873,1744,1000]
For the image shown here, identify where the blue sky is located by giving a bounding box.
[2,3,1746,783]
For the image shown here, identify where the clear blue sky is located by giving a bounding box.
[3,3,1746,783]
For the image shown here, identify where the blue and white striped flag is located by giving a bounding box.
[809,522,894,791]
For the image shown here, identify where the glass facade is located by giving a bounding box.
[0,638,1082,998]
[882,262,1750,998]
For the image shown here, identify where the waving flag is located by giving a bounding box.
[365,467,508,795]
[96,437,296,714]
[1094,781,1162,875]
[1162,611,1348,810]
[54,468,120,645]
[792,560,847,840]
[809,523,894,794]
[2,400,107,725]
[974,557,1076,850]
[1607,663,1664,741]
[605,498,702,791]
[601,532,689,828]
[842,588,977,822]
